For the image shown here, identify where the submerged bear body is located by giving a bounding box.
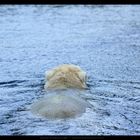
[31,90,90,119]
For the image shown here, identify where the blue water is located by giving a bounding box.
[0,5,140,135]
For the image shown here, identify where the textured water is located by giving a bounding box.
[0,5,140,135]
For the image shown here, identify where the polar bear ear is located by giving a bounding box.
[77,71,87,83]
[45,70,55,81]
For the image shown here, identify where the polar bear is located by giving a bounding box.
[31,64,90,119]
[44,64,87,90]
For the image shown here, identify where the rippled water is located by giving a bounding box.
[0,5,140,135]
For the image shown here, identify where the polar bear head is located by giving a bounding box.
[44,64,87,90]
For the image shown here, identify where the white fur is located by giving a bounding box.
[31,64,89,119]
[44,64,87,90]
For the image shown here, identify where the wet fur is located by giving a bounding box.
[44,64,87,90]
[31,64,89,119]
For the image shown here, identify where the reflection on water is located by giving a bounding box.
[0,5,140,135]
